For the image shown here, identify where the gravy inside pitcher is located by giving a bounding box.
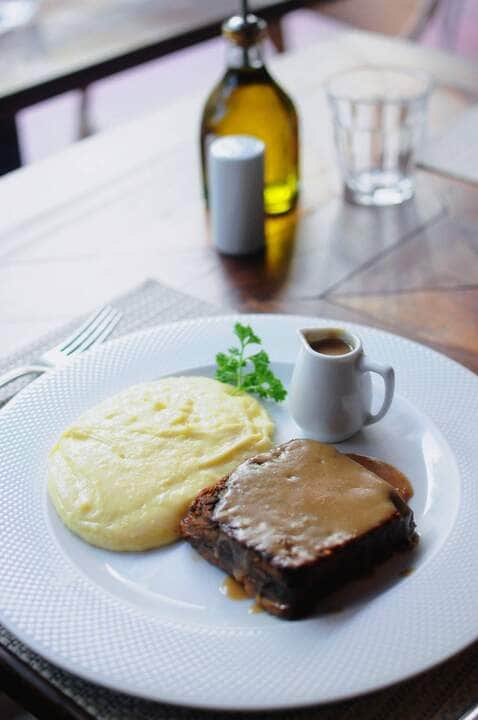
[309,337,353,356]
[305,328,356,357]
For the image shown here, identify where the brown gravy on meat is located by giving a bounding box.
[213,440,406,568]
[347,453,413,501]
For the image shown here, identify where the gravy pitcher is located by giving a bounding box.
[289,327,395,442]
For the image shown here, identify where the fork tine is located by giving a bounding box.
[65,307,119,355]
[60,305,112,353]
[67,308,122,355]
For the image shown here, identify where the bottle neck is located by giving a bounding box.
[225,40,264,70]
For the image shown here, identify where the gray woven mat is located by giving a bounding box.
[1,279,477,720]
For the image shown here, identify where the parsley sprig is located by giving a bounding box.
[215,323,287,402]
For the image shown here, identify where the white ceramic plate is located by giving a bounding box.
[0,315,476,711]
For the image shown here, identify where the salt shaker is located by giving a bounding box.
[208,135,265,255]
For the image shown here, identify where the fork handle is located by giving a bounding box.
[0,365,48,391]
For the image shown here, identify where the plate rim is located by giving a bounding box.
[1,608,476,713]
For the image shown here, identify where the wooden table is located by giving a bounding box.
[0,28,477,720]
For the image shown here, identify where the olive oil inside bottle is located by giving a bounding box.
[200,14,299,215]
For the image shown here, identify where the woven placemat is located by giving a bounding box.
[1,279,477,720]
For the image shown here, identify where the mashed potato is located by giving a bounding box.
[48,376,273,551]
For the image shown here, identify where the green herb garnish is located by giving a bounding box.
[215,323,287,402]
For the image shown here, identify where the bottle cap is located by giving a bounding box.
[222,14,267,47]
[208,135,265,256]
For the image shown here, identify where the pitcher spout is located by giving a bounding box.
[297,328,312,350]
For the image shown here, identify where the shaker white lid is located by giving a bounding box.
[210,135,265,161]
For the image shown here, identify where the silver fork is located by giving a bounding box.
[0,305,122,392]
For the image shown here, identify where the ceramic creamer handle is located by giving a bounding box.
[358,356,395,426]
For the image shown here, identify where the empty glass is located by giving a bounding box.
[327,67,432,206]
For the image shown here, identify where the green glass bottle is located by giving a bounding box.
[200,13,299,216]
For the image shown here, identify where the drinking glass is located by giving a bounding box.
[326,67,432,206]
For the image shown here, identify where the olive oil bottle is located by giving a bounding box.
[200,13,299,215]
